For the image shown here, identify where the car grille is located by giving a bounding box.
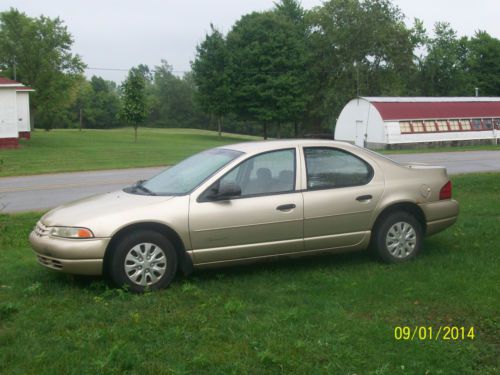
[36,255,63,270]
[34,222,49,237]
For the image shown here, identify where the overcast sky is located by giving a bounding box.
[1,0,499,82]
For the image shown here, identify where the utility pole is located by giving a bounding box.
[354,61,360,97]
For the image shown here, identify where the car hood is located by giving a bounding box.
[41,190,174,228]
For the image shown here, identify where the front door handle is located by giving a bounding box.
[356,195,372,202]
[276,204,296,211]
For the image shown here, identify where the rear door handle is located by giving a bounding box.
[276,204,296,211]
[356,195,372,202]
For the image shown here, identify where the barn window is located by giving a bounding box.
[460,119,471,130]
[424,120,436,132]
[494,118,500,130]
[412,121,424,132]
[399,121,412,133]
[449,120,460,131]
[471,119,482,130]
[437,120,448,131]
[483,119,493,130]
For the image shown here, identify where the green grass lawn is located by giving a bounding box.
[0,173,498,374]
[0,128,260,177]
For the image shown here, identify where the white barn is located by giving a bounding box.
[335,97,500,149]
[0,77,34,148]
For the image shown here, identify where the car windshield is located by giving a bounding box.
[137,148,243,195]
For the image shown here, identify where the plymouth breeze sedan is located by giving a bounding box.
[30,140,459,292]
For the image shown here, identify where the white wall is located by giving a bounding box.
[0,89,18,138]
[390,128,496,144]
[16,92,31,132]
[335,98,385,145]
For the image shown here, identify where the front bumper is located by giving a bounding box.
[419,199,459,236]
[29,230,110,276]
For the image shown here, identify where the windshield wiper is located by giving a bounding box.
[133,180,156,196]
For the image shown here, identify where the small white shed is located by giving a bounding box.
[335,97,500,149]
[0,77,34,148]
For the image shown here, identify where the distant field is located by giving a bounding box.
[0,173,498,374]
[0,128,260,177]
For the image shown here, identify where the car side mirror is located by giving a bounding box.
[206,182,241,201]
[218,182,241,199]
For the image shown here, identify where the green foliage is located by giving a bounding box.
[419,22,472,96]
[0,173,499,373]
[192,24,231,135]
[307,0,417,127]
[147,60,206,129]
[227,10,309,138]
[2,2,500,136]
[120,67,148,140]
[75,76,120,129]
[467,31,500,96]
[0,8,85,130]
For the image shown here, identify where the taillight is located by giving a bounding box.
[439,180,452,200]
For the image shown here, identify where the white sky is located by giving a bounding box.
[1,0,499,82]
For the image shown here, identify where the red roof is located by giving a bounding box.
[0,77,34,91]
[371,101,500,120]
[0,77,22,85]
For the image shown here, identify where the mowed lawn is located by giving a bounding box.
[0,173,498,374]
[0,128,260,177]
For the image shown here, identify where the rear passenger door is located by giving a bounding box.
[302,147,384,251]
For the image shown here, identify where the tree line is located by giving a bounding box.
[1,1,499,138]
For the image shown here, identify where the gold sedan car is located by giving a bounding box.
[30,140,459,292]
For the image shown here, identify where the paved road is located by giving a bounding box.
[1,150,499,213]
[0,166,165,213]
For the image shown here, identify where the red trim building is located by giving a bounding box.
[335,97,500,149]
[0,77,34,148]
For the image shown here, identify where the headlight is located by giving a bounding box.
[49,226,94,239]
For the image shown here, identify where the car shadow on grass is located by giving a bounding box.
[187,248,375,283]
[36,237,448,293]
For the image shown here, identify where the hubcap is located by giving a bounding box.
[124,242,167,286]
[385,221,417,258]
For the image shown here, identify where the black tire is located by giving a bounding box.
[109,230,177,292]
[373,211,423,263]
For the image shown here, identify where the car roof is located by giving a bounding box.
[220,139,355,154]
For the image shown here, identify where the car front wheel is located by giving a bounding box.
[374,212,422,263]
[109,230,177,292]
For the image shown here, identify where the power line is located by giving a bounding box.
[85,67,190,73]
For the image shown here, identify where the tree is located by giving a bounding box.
[147,60,206,129]
[419,22,472,96]
[121,68,148,142]
[226,11,309,139]
[307,0,417,128]
[467,31,500,96]
[75,76,120,129]
[191,24,230,137]
[0,8,85,130]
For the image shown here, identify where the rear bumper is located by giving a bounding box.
[29,231,109,275]
[419,199,459,236]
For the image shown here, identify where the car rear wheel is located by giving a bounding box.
[374,212,422,263]
[109,230,177,292]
